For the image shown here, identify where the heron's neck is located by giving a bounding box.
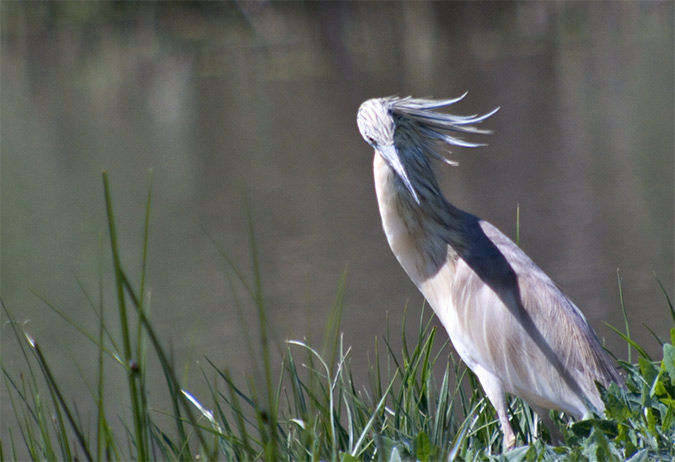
[373,153,467,280]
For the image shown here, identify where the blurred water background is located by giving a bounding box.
[1,2,673,453]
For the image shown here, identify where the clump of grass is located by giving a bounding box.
[2,173,212,461]
[2,175,675,461]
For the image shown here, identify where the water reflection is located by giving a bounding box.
[1,2,672,454]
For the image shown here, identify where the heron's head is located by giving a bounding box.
[357,95,498,204]
[357,98,396,149]
[357,98,421,200]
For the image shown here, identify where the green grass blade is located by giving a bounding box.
[654,274,674,324]
[102,171,148,461]
[617,269,632,363]
[243,195,280,461]
[516,203,520,247]
[350,369,399,457]
[323,269,349,378]
[26,334,93,460]
[605,323,651,361]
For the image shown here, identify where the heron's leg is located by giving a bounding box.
[531,406,563,446]
[473,368,516,451]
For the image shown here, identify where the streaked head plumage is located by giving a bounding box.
[357,94,498,204]
[357,98,397,149]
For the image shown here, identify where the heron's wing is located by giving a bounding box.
[434,219,621,415]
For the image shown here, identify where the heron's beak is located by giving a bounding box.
[378,144,420,205]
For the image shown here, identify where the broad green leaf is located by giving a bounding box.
[415,432,432,461]
[340,453,360,462]
[662,343,675,383]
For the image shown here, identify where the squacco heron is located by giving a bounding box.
[357,95,623,450]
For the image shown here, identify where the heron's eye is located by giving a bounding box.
[367,136,376,145]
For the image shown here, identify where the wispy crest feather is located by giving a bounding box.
[389,94,499,164]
